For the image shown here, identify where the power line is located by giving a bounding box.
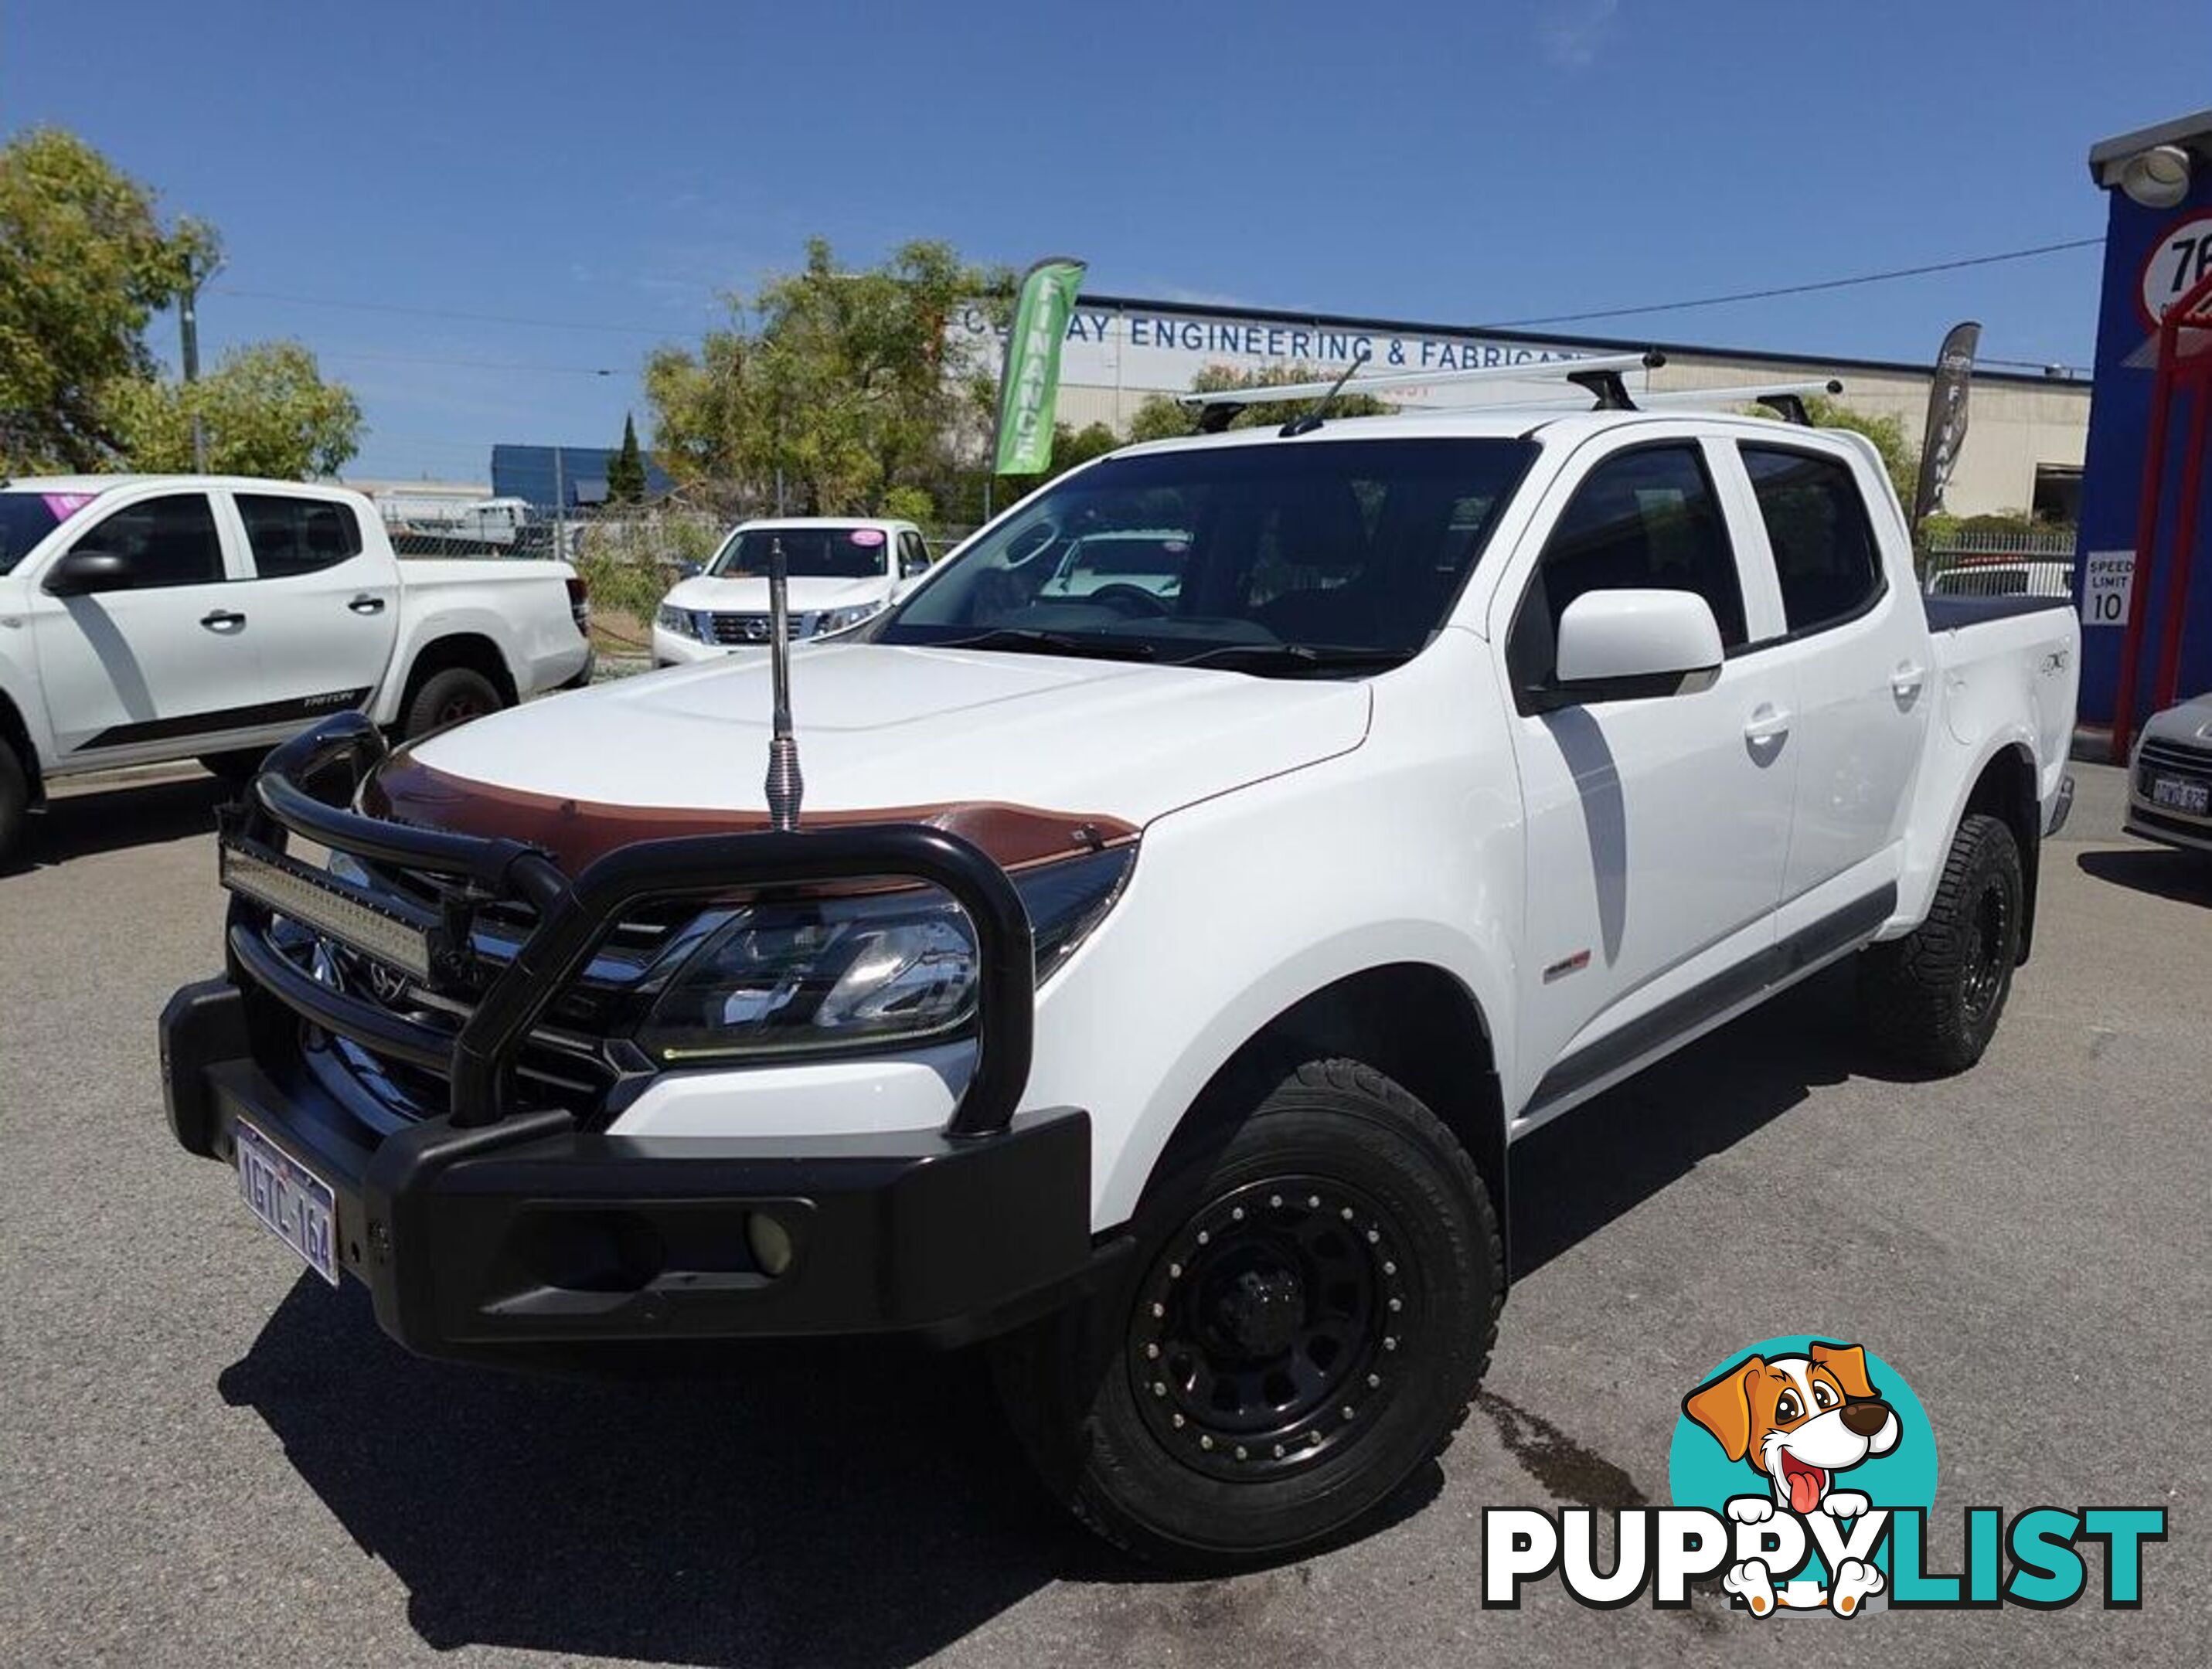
[316,346,624,376]
[1487,237,2105,328]
[209,285,699,338]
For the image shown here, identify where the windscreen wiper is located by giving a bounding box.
[1170,642,1413,675]
[930,628,1156,661]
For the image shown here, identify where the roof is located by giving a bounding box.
[734,515,920,530]
[2088,108,2212,183]
[1077,291,2089,390]
[0,474,369,495]
[0,475,137,495]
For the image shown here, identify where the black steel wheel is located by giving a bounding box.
[992,1058,1501,1569]
[1130,1176,1408,1480]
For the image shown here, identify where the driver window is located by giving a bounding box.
[73,493,226,589]
[1506,444,1745,695]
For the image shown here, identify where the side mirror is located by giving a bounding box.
[44,547,138,597]
[676,560,703,580]
[900,548,931,578]
[1543,589,1724,709]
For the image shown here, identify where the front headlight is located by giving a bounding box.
[812,600,885,637]
[636,845,1133,1065]
[655,603,701,640]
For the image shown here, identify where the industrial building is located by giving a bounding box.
[950,294,2092,521]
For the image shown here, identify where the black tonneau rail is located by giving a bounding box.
[225,712,1036,1138]
[1923,592,2077,631]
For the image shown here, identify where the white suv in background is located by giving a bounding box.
[652,517,933,665]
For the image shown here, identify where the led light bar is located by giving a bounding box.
[219,841,435,982]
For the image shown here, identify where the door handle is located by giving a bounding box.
[1744,704,1792,744]
[200,609,246,631]
[348,593,387,615]
[1890,661,1926,700]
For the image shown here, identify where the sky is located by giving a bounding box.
[7,0,2210,481]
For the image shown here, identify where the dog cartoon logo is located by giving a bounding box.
[1674,1339,1928,1617]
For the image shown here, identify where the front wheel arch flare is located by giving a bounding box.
[1132,962,1508,1273]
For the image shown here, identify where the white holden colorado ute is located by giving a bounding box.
[162,401,2078,1567]
[0,475,592,865]
[652,516,933,665]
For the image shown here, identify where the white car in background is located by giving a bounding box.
[652,517,933,665]
[2126,690,2212,855]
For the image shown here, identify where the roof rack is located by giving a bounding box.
[1182,350,1666,433]
[1507,378,1846,427]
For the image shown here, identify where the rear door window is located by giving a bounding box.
[1741,447,1884,634]
[236,495,364,579]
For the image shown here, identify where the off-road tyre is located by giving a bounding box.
[400,666,503,740]
[0,739,27,869]
[990,1059,1502,1570]
[1858,811,2023,1073]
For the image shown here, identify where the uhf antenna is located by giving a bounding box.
[1280,348,1373,437]
[763,535,804,831]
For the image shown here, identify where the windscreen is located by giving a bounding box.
[0,492,74,576]
[876,437,1536,672]
[710,526,890,580]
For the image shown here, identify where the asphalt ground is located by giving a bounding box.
[2,760,2206,1667]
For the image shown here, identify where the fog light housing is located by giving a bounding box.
[747,1212,795,1278]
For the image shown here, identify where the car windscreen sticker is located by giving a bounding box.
[849,528,886,546]
[41,493,96,520]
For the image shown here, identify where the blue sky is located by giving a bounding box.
[7,1,2208,479]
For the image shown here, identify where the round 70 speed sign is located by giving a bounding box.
[2139,212,2212,330]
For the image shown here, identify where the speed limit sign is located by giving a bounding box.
[2081,550,2135,627]
[2139,213,2212,329]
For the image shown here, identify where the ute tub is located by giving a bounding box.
[161,712,1096,1358]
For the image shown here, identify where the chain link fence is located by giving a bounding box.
[1921,529,2078,602]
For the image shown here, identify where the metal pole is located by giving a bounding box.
[2152,382,2209,712]
[2112,311,2176,762]
[180,268,207,473]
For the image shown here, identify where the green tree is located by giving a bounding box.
[0,128,213,471]
[645,236,1001,516]
[111,342,362,478]
[0,127,364,478]
[607,411,648,503]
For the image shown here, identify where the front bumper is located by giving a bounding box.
[2127,733,2212,855]
[163,712,1093,1361]
[651,625,736,667]
[162,980,1092,1358]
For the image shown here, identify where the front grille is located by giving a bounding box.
[268,862,712,1127]
[2139,736,2212,782]
[709,611,804,645]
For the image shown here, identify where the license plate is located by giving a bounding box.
[234,1120,339,1286]
[2149,774,2211,816]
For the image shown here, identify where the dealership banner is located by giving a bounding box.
[1911,321,1980,530]
[992,257,1087,475]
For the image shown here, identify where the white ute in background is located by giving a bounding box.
[0,474,592,866]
